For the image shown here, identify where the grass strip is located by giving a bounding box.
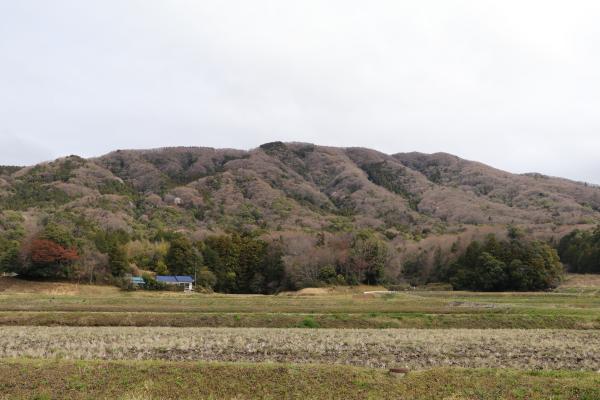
[0,359,599,399]
[0,311,598,329]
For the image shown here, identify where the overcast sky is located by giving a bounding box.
[1,1,600,183]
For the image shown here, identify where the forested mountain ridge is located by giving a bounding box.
[0,142,598,288]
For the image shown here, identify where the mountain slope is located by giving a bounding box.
[395,152,600,226]
[1,142,598,284]
[2,142,599,235]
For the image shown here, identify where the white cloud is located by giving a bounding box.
[0,134,55,165]
[0,0,599,182]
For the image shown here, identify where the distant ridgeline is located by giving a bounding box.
[0,166,23,175]
[1,143,600,292]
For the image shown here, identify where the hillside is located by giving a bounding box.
[0,142,598,285]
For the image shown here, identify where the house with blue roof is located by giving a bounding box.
[156,275,194,291]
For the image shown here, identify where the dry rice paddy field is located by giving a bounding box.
[2,326,599,370]
[0,276,599,399]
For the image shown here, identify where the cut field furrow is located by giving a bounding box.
[0,327,598,370]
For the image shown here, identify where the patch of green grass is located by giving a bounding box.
[298,316,320,328]
[1,359,599,400]
[0,310,598,329]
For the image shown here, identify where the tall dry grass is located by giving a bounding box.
[0,327,598,370]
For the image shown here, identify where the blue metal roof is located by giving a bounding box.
[156,276,177,283]
[156,275,194,283]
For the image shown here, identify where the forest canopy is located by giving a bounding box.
[441,232,564,291]
[558,226,600,273]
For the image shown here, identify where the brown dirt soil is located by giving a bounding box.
[292,287,332,296]
[282,285,388,296]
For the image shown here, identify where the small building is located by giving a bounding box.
[130,276,145,286]
[156,275,194,291]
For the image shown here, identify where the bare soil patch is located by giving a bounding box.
[282,285,388,296]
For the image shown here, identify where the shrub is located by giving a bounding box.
[155,260,169,275]
[318,265,337,284]
[117,277,136,291]
[196,267,217,290]
[299,317,320,328]
[141,273,167,291]
[333,274,347,286]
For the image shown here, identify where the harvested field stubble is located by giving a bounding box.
[1,327,599,370]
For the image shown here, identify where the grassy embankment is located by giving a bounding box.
[1,359,599,400]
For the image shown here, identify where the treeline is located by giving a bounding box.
[126,233,287,294]
[439,230,564,291]
[4,225,287,294]
[0,210,395,292]
[0,211,24,273]
[4,208,600,293]
[1,228,391,294]
[558,227,600,273]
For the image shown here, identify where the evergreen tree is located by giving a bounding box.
[350,230,388,285]
[108,244,129,277]
[0,238,20,273]
[165,236,202,276]
[447,230,563,291]
[558,226,600,273]
[202,233,285,294]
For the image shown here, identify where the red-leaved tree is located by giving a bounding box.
[30,239,78,265]
[22,239,79,278]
